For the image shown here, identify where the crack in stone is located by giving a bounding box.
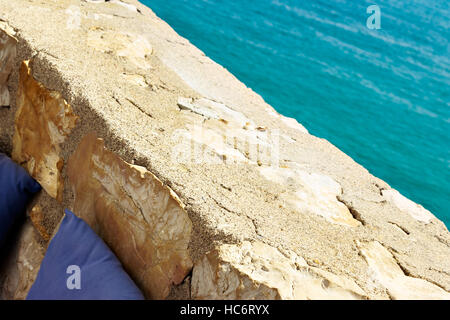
[112,94,154,119]
[220,183,232,192]
[125,97,154,118]
[374,183,386,196]
[388,221,410,235]
[434,235,450,248]
[336,196,366,226]
[208,193,264,239]
[389,250,449,292]
[428,267,450,277]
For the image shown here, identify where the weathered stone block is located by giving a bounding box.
[29,204,51,242]
[259,167,361,227]
[0,22,17,107]
[0,221,45,300]
[382,189,435,224]
[87,29,153,70]
[192,241,366,300]
[12,61,78,201]
[359,241,450,300]
[67,133,193,299]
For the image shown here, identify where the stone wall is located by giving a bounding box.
[0,0,449,300]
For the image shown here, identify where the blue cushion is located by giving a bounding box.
[0,153,41,246]
[27,210,144,300]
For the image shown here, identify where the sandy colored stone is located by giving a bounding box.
[122,73,148,87]
[11,61,78,201]
[382,189,435,224]
[172,123,250,165]
[176,97,281,166]
[259,166,361,227]
[67,133,193,299]
[192,241,366,300]
[0,21,17,107]
[178,97,255,129]
[173,121,282,166]
[29,205,51,242]
[0,221,45,300]
[279,115,309,134]
[87,29,153,70]
[85,0,139,12]
[359,241,450,300]
[0,0,449,300]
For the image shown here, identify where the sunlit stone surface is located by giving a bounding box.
[0,0,448,300]
[12,61,78,201]
[192,241,366,300]
[359,241,450,300]
[87,29,153,70]
[382,189,435,224]
[259,166,361,227]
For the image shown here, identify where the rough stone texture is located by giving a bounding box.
[67,133,193,299]
[29,204,51,242]
[192,241,367,300]
[178,97,255,129]
[11,61,78,201]
[87,28,153,70]
[258,166,361,227]
[359,241,450,300]
[382,189,435,224]
[0,21,16,107]
[176,97,282,166]
[0,220,45,300]
[0,0,448,300]
[85,0,140,13]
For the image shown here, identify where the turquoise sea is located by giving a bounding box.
[141,0,450,227]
